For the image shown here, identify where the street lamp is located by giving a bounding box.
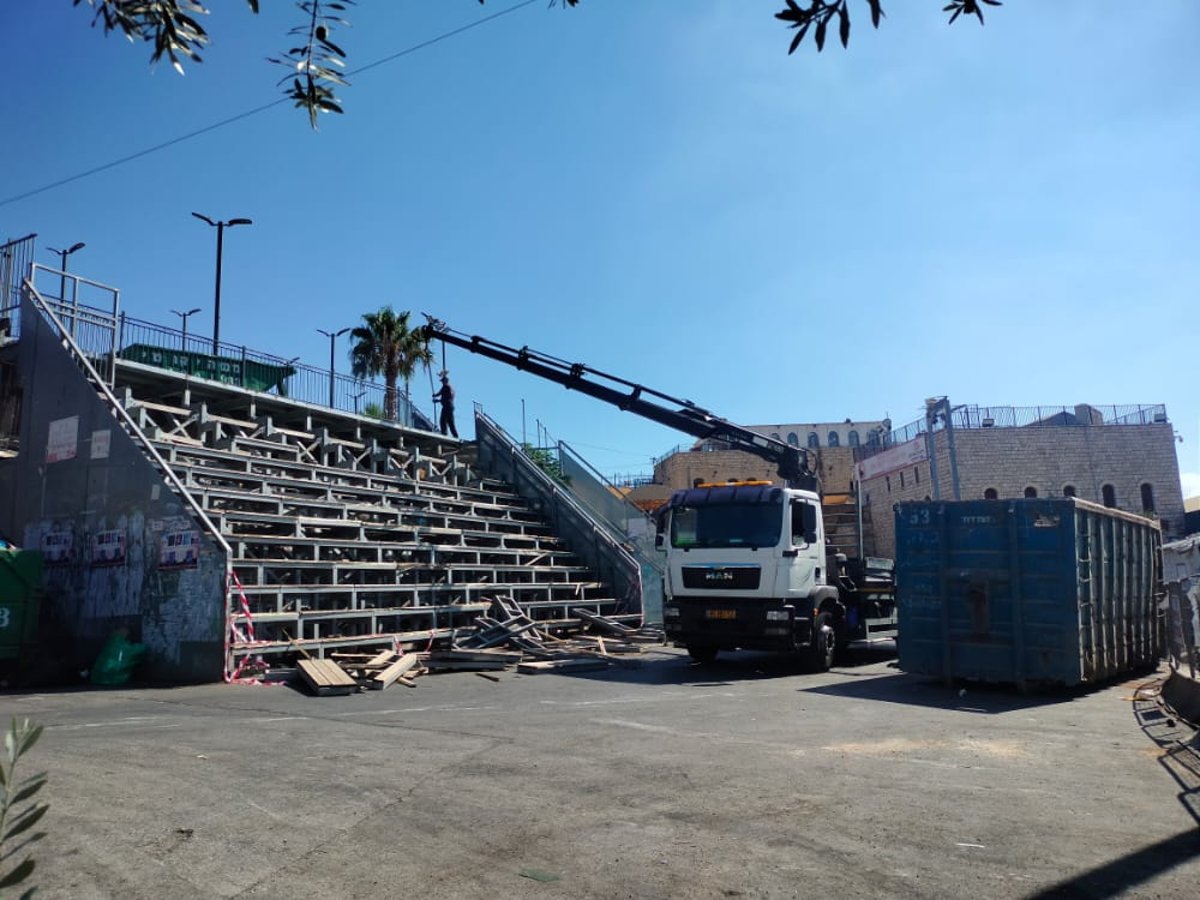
[171,307,201,351]
[192,212,252,355]
[317,327,349,409]
[46,241,85,305]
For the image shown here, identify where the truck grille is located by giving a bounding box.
[681,565,761,590]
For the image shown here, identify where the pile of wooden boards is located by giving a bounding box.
[454,596,663,675]
[297,649,422,696]
[292,598,665,695]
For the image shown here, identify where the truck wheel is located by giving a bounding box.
[687,645,718,664]
[809,611,836,672]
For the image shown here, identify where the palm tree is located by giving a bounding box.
[349,307,432,423]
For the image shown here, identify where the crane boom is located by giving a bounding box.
[420,316,816,490]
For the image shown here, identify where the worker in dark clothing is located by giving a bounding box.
[434,372,458,438]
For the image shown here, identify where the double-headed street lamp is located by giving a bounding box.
[192,212,252,355]
[317,327,349,409]
[171,307,201,351]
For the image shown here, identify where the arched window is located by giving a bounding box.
[867,431,880,448]
[1063,485,1077,497]
[1102,484,1116,508]
[1024,486,1038,498]
[787,432,799,447]
[848,430,860,447]
[807,432,819,449]
[984,488,998,500]
[827,431,840,448]
[1141,483,1155,513]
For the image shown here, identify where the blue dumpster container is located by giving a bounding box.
[895,498,1161,687]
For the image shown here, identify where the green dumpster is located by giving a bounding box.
[0,549,43,662]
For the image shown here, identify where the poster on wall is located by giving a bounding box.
[91,429,111,460]
[41,529,74,566]
[91,528,127,567]
[46,415,79,463]
[159,529,201,570]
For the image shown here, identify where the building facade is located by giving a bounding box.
[858,403,1186,557]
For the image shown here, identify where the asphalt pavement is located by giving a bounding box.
[3,648,1199,899]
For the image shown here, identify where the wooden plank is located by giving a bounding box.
[517,658,612,675]
[369,654,420,690]
[297,658,357,695]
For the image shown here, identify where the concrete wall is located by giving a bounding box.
[861,422,1186,557]
[0,296,228,682]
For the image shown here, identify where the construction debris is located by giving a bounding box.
[285,598,662,697]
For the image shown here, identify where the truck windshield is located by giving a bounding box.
[670,502,783,549]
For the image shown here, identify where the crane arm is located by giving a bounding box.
[420,316,816,489]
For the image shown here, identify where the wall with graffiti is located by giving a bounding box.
[0,297,227,682]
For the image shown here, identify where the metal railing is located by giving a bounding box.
[557,441,664,622]
[114,313,435,427]
[856,403,1170,462]
[474,407,644,618]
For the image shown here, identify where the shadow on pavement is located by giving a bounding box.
[1131,676,1200,826]
[800,670,1084,714]
[1029,828,1200,899]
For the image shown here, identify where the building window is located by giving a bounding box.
[1102,484,1116,508]
[1024,486,1038,498]
[1063,485,1076,497]
[827,431,840,448]
[1141,483,1155,514]
[914,467,920,484]
[787,432,799,447]
[984,488,998,500]
[867,431,880,448]
[900,471,905,488]
[807,432,819,449]
[886,476,891,493]
[770,433,781,442]
[848,430,860,447]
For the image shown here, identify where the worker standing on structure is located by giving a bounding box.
[434,371,458,438]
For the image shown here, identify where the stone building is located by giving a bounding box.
[857,402,1186,557]
[645,418,887,496]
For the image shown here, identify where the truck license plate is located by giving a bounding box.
[705,609,736,620]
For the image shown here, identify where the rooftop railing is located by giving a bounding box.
[855,403,1170,462]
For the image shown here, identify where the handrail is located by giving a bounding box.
[21,279,232,560]
[474,408,643,617]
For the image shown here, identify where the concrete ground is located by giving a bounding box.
[3,648,1199,899]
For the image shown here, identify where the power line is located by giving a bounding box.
[0,0,538,209]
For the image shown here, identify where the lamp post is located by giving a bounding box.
[353,390,366,415]
[317,327,349,408]
[171,307,201,352]
[192,212,252,355]
[46,242,85,330]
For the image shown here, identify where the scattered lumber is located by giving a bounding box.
[425,649,522,671]
[370,654,420,689]
[518,658,613,675]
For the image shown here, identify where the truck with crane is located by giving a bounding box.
[420,317,895,669]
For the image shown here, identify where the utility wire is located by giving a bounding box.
[0,0,538,209]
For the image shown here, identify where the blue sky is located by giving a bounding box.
[3,1,1198,494]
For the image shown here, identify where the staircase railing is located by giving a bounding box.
[556,440,664,622]
[473,407,644,619]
